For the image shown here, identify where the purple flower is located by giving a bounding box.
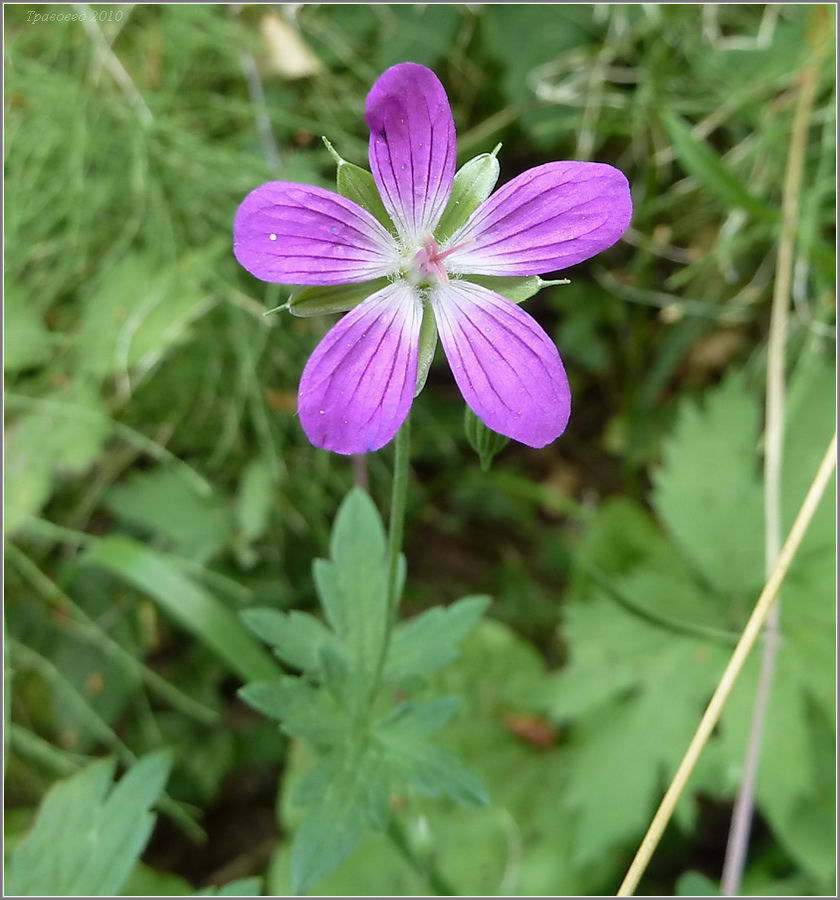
[234,63,632,455]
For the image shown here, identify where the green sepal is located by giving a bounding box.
[323,137,394,233]
[466,274,570,304]
[288,278,389,318]
[414,304,438,396]
[435,148,501,243]
[464,407,509,471]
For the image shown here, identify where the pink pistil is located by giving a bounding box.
[411,236,471,284]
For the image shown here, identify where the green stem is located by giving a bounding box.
[370,417,412,697]
[387,818,456,896]
[372,418,458,896]
[386,415,412,617]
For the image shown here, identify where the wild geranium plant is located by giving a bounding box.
[233,62,631,893]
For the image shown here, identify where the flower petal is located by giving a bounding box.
[233,181,399,285]
[366,63,456,246]
[431,280,570,447]
[298,282,423,454]
[443,162,631,277]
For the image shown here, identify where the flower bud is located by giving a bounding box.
[464,407,509,471]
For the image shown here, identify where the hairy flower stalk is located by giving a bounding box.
[233,62,632,455]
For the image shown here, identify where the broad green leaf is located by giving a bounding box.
[777,353,835,726]
[662,111,778,222]
[120,862,193,895]
[435,151,500,242]
[652,372,764,600]
[8,752,171,896]
[573,496,663,575]
[466,274,569,304]
[235,456,277,545]
[75,252,213,380]
[84,536,279,683]
[241,608,337,674]
[717,657,834,882]
[195,877,263,896]
[551,561,731,722]
[577,524,734,645]
[288,278,388,318]
[740,861,816,899]
[5,417,56,534]
[4,286,54,372]
[5,381,112,533]
[384,595,489,684]
[551,469,834,871]
[38,380,112,469]
[782,352,835,553]
[676,871,719,895]
[551,595,730,865]
[549,501,731,860]
[414,302,438,395]
[106,467,232,563]
[324,137,393,232]
[239,677,346,746]
[291,743,391,894]
[3,619,10,773]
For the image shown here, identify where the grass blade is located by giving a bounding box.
[84,536,280,683]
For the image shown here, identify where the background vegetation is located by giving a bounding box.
[5,3,835,896]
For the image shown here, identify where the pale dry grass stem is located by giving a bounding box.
[617,433,837,897]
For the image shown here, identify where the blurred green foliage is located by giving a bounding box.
[4,3,835,896]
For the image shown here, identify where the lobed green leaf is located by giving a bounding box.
[239,678,345,747]
[377,726,488,807]
[8,752,172,896]
[291,744,391,894]
[384,595,490,685]
[241,608,337,674]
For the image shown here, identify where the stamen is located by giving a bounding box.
[435,241,470,261]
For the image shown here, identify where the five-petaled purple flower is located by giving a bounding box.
[234,63,632,455]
